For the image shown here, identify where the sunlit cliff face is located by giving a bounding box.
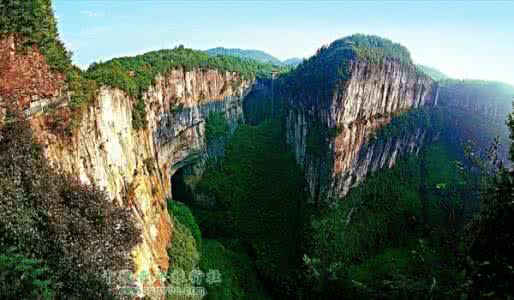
[0,34,251,297]
[286,59,435,205]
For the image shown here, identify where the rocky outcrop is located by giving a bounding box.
[286,59,435,204]
[1,35,251,297]
[41,70,249,296]
[0,34,65,111]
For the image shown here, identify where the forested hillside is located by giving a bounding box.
[1,1,513,299]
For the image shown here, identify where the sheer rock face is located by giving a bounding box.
[39,70,249,294]
[0,38,250,297]
[286,59,435,204]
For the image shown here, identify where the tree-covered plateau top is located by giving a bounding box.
[283,34,415,100]
[85,46,283,100]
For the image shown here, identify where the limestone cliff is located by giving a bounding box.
[0,35,251,297]
[284,36,435,204]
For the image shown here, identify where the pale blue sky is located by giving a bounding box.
[54,1,514,85]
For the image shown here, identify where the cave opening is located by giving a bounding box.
[170,166,195,205]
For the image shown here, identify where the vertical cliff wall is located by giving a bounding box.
[284,38,435,204]
[0,34,251,297]
[42,71,250,296]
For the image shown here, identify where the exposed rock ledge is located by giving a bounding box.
[286,59,435,204]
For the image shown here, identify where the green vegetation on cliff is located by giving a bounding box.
[285,34,413,99]
[86,46,282,97]
[0,0,97,111]
[205,111,229,142]
[0,0,70,72]
[85,47,290,129]
[370,106,445,142]
[304,141,475,298]
[0,111,141,299]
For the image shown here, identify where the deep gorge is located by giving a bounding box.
[1,2,514,299]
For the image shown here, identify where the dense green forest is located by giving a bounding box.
[2,1,514,299]
[163,107,512,299]
[169,120,307,299]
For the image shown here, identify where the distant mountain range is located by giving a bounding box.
[205,47,302,67]
[416,65,449,81]
[282,57,303,66]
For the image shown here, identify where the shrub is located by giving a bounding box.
[0,110,141,298]
[0,254,54,300]
[168,199,202,250]
[204,111,228,141]
[168,218,200,275]
[199,240,269,300]
[132,98,148,130]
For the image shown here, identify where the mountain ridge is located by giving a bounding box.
[205,46,303,66]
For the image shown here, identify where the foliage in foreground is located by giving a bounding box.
[304,142,472,298]
[165,200,269,299]
[199,240,270,300]
[0,254,54,300]
[0,110,141,299]
[462,126,514,298]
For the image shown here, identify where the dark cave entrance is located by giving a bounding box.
[170,166,195,204]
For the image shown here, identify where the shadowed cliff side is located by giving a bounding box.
[282,35,435,205]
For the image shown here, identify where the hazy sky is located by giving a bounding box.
[54,1,514,85]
